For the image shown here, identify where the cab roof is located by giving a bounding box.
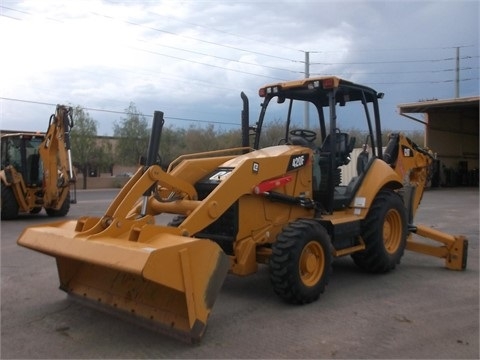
[259,76,382,104]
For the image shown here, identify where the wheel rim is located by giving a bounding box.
[383,208,403,254]
[299,241,324,286]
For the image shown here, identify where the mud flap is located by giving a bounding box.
[17,220,229,342]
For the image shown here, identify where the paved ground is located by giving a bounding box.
[1,187,478,359]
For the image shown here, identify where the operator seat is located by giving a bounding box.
[26,153,40,186]
[320,131,356,168]
[316,131,357,212]
[315,130,354,196]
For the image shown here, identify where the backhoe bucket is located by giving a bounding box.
[17,219,229,342]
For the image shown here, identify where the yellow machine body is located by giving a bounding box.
[17,145,319,341]
[1,105,75,219]
[17,77,468,342]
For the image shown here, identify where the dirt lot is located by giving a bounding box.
[1,188,478,359]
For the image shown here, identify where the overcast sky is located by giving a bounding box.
[0,0,478,136]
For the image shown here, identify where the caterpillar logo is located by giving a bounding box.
[401,145,414,157]
[287,154,309,171]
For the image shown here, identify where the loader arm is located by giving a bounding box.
[17,112,231,342]
[384,133,468,270]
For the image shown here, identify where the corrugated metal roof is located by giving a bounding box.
[398,96,479,114]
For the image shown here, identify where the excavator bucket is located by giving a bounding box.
[17,219,229,342]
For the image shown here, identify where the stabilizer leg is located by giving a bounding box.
[407,224,468,270]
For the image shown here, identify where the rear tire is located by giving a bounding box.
[30,207,42,214]
[1,183,19,220]
[352,189,407,273]
[46,192,70,217]
[269,219,332,304]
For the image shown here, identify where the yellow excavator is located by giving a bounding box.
[17,77,467,342]
[1,105,76,219]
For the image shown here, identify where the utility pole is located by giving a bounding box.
[455,47,460,98]
[304,51,310,128]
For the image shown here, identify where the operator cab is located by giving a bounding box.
[1,133,44,186]
[251,76,384,214]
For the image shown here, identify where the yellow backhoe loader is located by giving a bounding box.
[1,105,76,219]
[17,77,467,342]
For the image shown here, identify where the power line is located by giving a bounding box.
[366,77,479,85]
[0,5,30,15]
[130,46,288,81]
[311,66,479,77]
[135,39,303,75]
[310,56,478,66]
[0,4,62,22]
[309,44,477,54]
[0,13,21,20]
[2,3,477,109]
[139,6,304,54]
[3,3,477,83]
[1,5,298,84]
[90,11,300,64]
[1,4,304,74]
[0,97,241,127]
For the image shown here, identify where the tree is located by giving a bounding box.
[184,124,219,153]
[113,102,150,165]
[159,126,187,167]
[257,118,287,148]
[97,140,115,175]
[70,106,98,189]
[216,127,243,149]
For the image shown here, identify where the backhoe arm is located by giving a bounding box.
[384,133,468,270]
[384,133,433,217]
[39,105,75,208]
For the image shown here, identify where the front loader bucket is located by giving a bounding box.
[17,220,229,342]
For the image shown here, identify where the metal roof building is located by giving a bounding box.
[398,96,479,186]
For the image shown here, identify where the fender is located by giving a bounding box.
[352,158,403,214]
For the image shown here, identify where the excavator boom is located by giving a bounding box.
[40,105,75,208]
[384,133,468,270]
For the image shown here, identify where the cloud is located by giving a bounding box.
[0,0,478,136]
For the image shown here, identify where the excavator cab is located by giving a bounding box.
[1,133,44,186]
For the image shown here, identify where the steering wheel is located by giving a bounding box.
[289,129,317,142]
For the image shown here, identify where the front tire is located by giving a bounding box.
[352,189,407,273]
[269,219,332,304]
